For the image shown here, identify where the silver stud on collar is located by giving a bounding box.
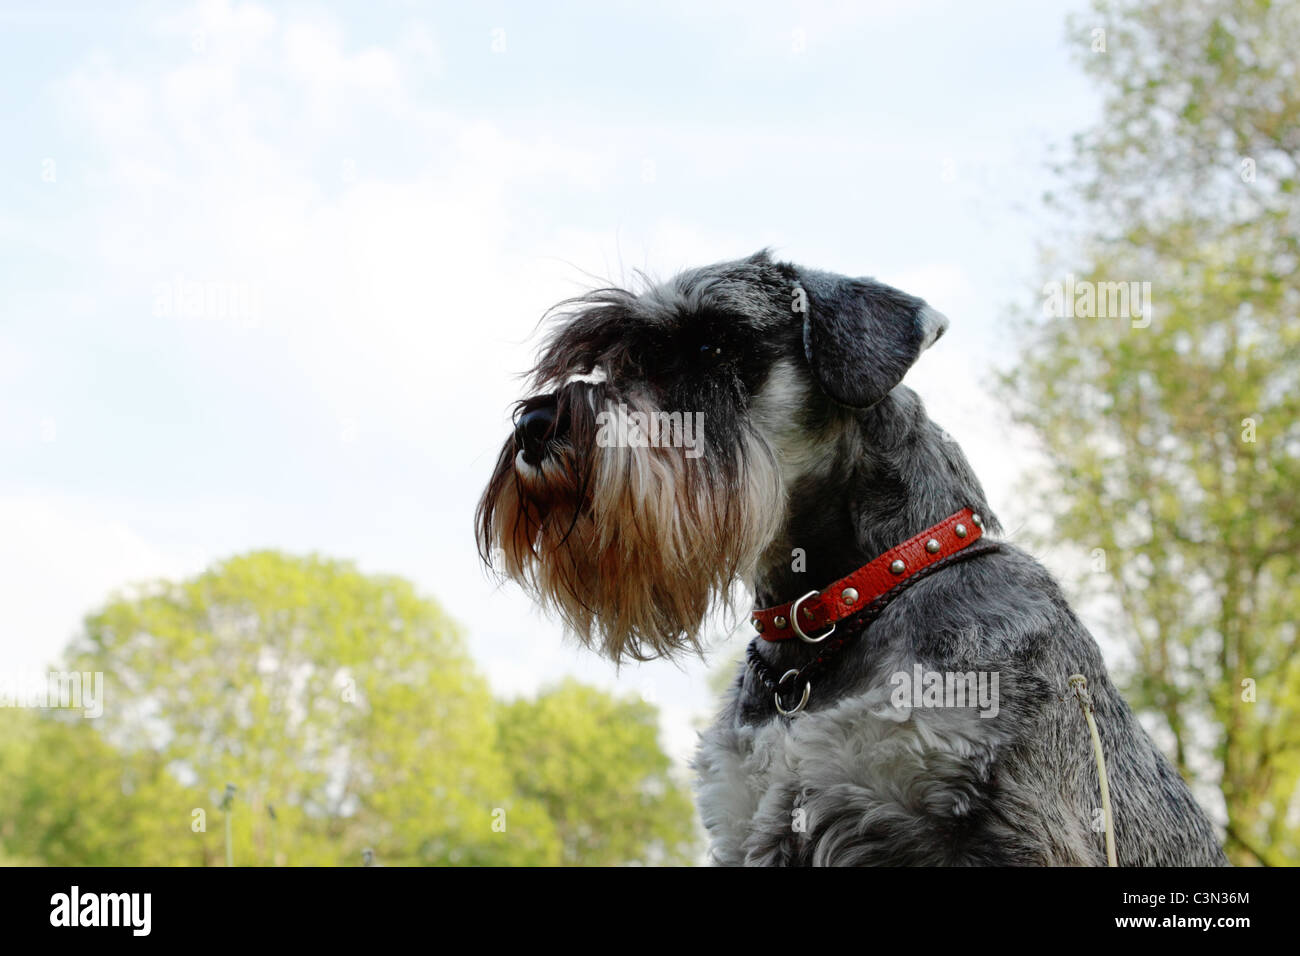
[841,587,859,606]
[753,619,764,633]
[889,559,906,574]
[925,538,941,553]
[972,513,983,527]
[955,524,968,538]
[774,615,788,629]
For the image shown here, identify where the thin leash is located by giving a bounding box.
[1067,674,1119,867]
[743,541,1123,868]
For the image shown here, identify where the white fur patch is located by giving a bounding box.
[566,366,608,385]
[918,306,949,350]
[747,360,840,491]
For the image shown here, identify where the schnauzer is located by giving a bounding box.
[476,250,1227,866]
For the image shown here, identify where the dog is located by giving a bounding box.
[476,250,1228,866]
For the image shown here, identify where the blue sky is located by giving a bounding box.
[0,0,1103,764]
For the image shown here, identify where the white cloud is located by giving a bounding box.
[0,496,199,673]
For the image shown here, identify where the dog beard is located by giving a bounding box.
[476,385,784,662]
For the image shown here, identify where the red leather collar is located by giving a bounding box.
[751,507,985,642]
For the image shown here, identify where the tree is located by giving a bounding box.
[497,680,700,865]
[1001,0,1300,864]
[57,551,557,865]
[1,552,699,865]
[0,708,197,866]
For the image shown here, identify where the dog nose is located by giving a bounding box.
[516,401,558,465]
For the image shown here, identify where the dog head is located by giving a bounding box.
[475,250,948,662]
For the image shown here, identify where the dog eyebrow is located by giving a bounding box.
[565,366,608,385]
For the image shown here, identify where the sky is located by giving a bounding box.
[0,0,1105,768]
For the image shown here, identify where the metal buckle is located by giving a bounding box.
[775,669,811,716]
[790,590,836,644]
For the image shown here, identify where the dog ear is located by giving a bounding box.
[797,269,949,409]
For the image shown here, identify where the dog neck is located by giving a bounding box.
[752,386,999,611]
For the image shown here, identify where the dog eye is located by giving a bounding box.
[698,344,722,358]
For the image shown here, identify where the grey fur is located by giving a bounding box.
[480,251,1228,866]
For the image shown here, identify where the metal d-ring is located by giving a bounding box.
[790,590,836,644]
[775,669,811,716]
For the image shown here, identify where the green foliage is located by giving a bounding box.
[0,708,196,866]
[497,680,700,865]
[0,552,697,866]
[1002,0,1300,864]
